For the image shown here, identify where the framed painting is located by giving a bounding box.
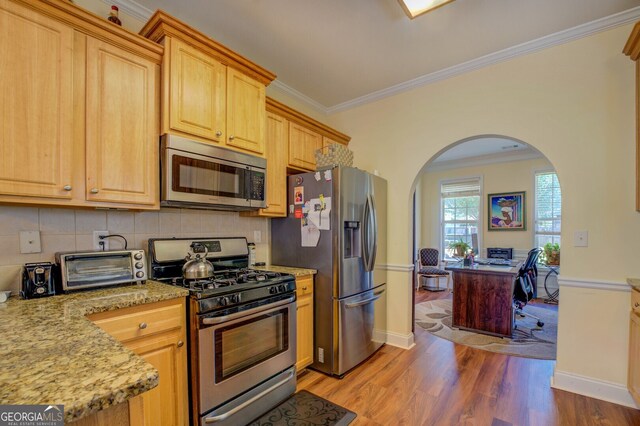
[488,192,526,231]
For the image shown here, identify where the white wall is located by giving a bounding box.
[325,24,638,403]
[0,206,269,293]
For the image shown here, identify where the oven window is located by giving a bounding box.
[214,308,289,381]
[172,154,245,198]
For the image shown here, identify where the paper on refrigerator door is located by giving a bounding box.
[307,197,331,230]
[301,219,320,247]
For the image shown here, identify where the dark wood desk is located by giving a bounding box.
[446,262,522,338]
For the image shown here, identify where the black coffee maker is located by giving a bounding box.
[21,262,56,299]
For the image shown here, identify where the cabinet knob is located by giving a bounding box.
[139,322,147,329]
[635,302,639,308]
[229,135,235,140]
[302,286,308,291]
[216,131,222,137]
[90,188,99,194]
[63,185,72,191]
[177,340,184,348]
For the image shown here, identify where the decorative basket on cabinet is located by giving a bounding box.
[315,144,353,169]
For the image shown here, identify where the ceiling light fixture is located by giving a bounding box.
[398,0,455,19]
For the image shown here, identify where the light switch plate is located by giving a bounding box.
[19,231,41,254]
[574,230,588,247]
[253,230,262,244]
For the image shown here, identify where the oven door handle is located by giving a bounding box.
[203,369,295,423]
[201,295,295,325]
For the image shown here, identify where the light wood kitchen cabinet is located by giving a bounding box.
[265,97,351,173]
[85,38,159,206]
[89,298,188,426]
[242,112,288,218]
[167,37,226,144]
[141,11,275,156]
[0,0,74,200]
[0,0,162,210]
[624,21,640,211]
[296,275,314,372]
[629,288,640,405]
[288,122,323,171]
[226,68,266,154]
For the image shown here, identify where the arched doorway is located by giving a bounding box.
[410,135,562,351]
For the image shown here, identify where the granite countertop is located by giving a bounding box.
[0,281,189,423]
[251,264,317,277]
[628,278,640,291]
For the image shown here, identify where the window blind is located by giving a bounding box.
[441,180,481,198]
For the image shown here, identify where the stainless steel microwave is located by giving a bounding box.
[161,134,267,210]
[55,250,147,291]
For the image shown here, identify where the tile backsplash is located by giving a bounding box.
[0,206,270,292]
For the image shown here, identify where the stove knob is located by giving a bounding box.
[278,284,286,293]
[229,294,239,303]
[219,297,228,306]
[269,287,277,294]
[136,271,144,278]
[134,252,143,260]
[36,287,45,294]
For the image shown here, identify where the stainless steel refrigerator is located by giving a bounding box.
[271,166,387,377]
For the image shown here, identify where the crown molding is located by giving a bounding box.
[101,0,153,22]
[427,148,543,172]
[326,6,640,114]
[268,80,329,115]
[101,1,640,115]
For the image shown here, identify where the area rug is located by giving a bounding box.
[415,298,557,360]
[249,390,357,426]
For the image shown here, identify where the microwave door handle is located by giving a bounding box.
[203,369,295,423]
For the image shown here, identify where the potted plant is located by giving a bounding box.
[542,242,560,265]
[448,239,471,257]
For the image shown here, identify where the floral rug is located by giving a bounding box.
[415,298,557,360]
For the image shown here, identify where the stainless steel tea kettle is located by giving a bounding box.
[183,243,214,279]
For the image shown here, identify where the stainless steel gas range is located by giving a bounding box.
[148,237,297,426]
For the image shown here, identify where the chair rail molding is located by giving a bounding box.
[378,263,415,272]
[557,276,631,292]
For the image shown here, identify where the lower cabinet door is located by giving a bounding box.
[296,292,313,371]
[126,330,188,426]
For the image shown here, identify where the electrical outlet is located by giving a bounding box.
[93,231,109,251]
[574,230,588,247]
[254,230,262,243]
[19,231,41,254]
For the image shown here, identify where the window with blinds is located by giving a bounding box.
[534,171,561,248]
[441,178,481,258]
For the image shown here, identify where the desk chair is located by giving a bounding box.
[514,248,544,327]
[416,248,450,292]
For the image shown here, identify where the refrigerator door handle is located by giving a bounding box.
[368,194,378,272]
[345,289,386,308]
[362,195,371,271]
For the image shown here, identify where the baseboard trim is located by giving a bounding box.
[551,369,639,409]
[385,330,415,349]
[558,276,631,292]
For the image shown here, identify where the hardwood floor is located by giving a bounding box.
[297,290,640,425]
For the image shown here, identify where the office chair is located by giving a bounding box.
[513,248,544,328]
[416,248,450,292]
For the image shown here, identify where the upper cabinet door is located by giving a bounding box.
[168,38,226,143]
[263,112,288,216]
[0,0,74,199]
[226,68,266,155]
[85,37,159,206]
[288,122,322,171]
